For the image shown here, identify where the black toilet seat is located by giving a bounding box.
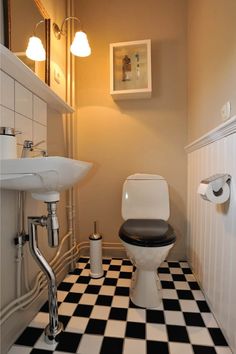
[119,219,176,247]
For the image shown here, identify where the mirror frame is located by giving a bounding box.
[3,0,51,86]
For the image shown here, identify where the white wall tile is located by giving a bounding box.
[0,105,14,128]
[33,121,47,152]
[33,95,47,126]
[0,70,14,110]
[15,82,33,119]
[15,113,33,156]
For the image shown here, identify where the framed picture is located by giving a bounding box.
[110,39,152,100]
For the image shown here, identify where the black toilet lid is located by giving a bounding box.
[119,219,176,247]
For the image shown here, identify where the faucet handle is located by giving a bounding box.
[23,140,34,149]
[33,140,46,148]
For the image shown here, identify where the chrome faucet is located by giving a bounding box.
[21,140,47,158]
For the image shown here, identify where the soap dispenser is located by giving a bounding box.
[0,127,17,159]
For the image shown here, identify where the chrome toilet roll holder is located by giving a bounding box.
[200,174,231,196]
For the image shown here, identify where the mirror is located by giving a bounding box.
[3,0,50,85]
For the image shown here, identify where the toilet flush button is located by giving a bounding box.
[221,101,231,121]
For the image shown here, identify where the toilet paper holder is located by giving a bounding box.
[199,173,231,196]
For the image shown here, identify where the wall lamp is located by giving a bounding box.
[53,16,91,57]
[26,20,46,61]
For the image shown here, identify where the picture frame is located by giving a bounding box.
[110,39,152,100]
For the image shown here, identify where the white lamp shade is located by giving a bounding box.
[26,36,46,61]
[70,31,91,57]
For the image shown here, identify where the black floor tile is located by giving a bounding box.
[208,327,228,346]
[189,281,200,290]
[55,331,82,352]
[100,337,124,354]
[161,280,175,289]
[85,285,101,294]
[122,260,132,265]
[103,278,117,286]
[114,286,130,296]
[76,276,90,284]
[182,267,192,274]
[168,262,181,268]
[158,267,170,274]
[57,282,73,291]
[15,327,43,346]
[172,274,186,281]
[197,300,211,312]
[96,295,113,306]
[85,319,107,335]
[193,345,217,354]
[109,265,121,271]
[78,257,89,263]
[64,292,82,303]
[146,310,165,324]
[109,307,128,321]
[183,312,205,327]
[167,324,190,343]
[30,350,53,354]
[147,340,169,354]
[119,272,132,279]
[163,299,181,311]
[177,290,194,300]
[125,322,146,339]
[73,304,93,317]
[58,315,71,329]
[102,259,111,264]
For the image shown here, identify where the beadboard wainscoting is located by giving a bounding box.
[186,116,236,353]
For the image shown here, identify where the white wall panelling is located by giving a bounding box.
[187,123,236,353]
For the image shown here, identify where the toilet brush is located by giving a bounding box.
[89,221,104,278]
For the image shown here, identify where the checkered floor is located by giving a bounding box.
[8,257,232,354]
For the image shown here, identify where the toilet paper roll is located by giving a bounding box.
[197,182,230,204]
[0,135,17,159]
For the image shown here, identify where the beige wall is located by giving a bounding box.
[75,0,188,260]
[187,0,236,142]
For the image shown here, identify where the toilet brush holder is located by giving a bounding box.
[89,221,104,278]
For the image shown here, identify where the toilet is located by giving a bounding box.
[119,173,176,308]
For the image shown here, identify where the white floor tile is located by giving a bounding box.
[110,259,123,265]
[70,283,87,293]
[80,269,90,276]
[77,334,103,354]
[215,347,233,354]
[89,277,105,285]
[66,316,89,333]
[192,290,205,300]
[170,268,184,274]
[58,302,77,316]
[159,274,173,281]
[123,338,146,354]
[90,305,110,320]
[106,271,120,278]
[117,278,131,287]
[63,274,79,283]
[105,320,126,337]
[121,265,133,272]
[188,326,214,346]
[99,285,116,296]
[57,290,68,302]
[34,333,57,351]
[174,281,190,290]
[127,308,146,323]
[112,295,130,308]
[169,342,194,354]
[146,323,168,341]
[8,345,32,354]
[162,289,178,299]
[201,312,219,328]
[179,300,199,312]
[185,274,196,282]
[28,312,49,328]
[79,293,97,305]
[164,311,185,326]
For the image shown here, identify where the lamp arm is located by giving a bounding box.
[33,20,45,36]
[60,16,82,34]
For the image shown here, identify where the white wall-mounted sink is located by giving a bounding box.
[0,156,92,202]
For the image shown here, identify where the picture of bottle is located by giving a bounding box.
[122,55,131,81]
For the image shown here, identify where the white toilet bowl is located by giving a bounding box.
[119,174,176,308]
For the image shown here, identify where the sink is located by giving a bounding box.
[0,156,92,202]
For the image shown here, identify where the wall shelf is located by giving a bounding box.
[0,44,74,114]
